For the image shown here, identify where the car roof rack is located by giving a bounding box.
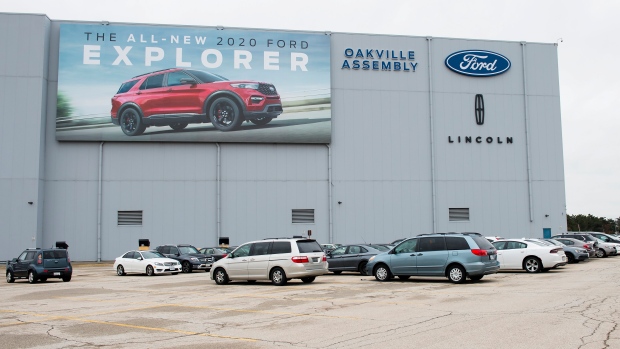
[132,68,177,78]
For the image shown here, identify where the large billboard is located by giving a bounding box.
[56,23,331,143]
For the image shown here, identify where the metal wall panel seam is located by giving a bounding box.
[97,142,103,262]
[327,144,333,243]
[216,143,221,245]
[427,37,436,233]
[521,42,534,222]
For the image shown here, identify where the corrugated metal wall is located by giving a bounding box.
[0,14,566,261]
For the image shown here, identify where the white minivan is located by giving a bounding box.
[210,238,328,286]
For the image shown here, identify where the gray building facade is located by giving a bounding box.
[0,13,566,261]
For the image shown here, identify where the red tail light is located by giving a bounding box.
[291,256,309,263]
[471,249,488,256]
[583,244,590,250]
[37,254,42,264]
[322,255,327,262]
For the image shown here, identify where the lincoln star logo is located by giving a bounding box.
[475,94,484,125]
[445,50,511,77]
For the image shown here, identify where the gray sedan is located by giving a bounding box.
[543,239,589,263]
[553,237,596,258]
[326,245,386,275]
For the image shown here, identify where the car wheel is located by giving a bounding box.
[566,253,575,263]
[358,261,368,276]
[373,264,391,282]
[116,265,126,276]
[332,271,342,275]
[169,122,188,131]
[210,97,243,131]
[596,249,607,258]
[120,108,146,136]
[182,261,192,273]
[397,275,411,280]
[270,267,287,286]
[213,268,229,285]
[447,265,466,283]
[28,271,37,284]
[146,265,155,276]
[469,275,484,281]
[301,276,316,283]
[524,257,542,273]
[250,117,273,126]
[6,271,15,283]
[62,276,71,282]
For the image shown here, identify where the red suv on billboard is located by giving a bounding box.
[111,68,283,136]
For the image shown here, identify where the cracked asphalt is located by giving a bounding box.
[1,258,619,349]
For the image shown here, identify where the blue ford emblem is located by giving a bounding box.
[445,50,511,77]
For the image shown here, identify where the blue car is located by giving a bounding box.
[366,233,500,283]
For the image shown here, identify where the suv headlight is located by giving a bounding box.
[190,257,199,262]
[231,83,259,90]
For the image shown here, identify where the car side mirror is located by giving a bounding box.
[137,257,143,261]
[180,78,196,86]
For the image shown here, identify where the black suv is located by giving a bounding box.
[155,244,212,273]
[6,248,72,283]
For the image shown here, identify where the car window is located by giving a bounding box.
[178,246,199,254]
[348,246,361,254]
[158,246,168,254]
[250,242,271,256]
[506,241,526,249]
[25,251,37,260]
[296,240,322,253]
[445,237,470,250]
[167,71,194,87]
[141,74,165,89]
[471,236,495,249]
[43,250,67,259]
[232,244,251,258]
[204,248,214,254]
[116,79,140,94]
[395,239,417,254]
[527,240,548,246]
[135,252,143,259]
[271,241,292,254]
[122,251,134,258]
[418,237,446,252]
[598,235,611,242]
[493,241,507,250]
[186,69,228,83]
[545,239,564,246]
[330,246,347,256]
[17,251,28,261]
[170,246,179,255]
[558,239,573,245]
[369,245,390,252]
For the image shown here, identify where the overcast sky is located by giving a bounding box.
[3,0,618,219]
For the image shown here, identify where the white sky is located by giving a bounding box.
[2,0,619,219]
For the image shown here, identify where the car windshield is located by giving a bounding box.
[545,239,565,246]
[186,70,228,83]
[471,236,495,249]
[369,244,390,252]
[580,235,596,242]
[179,246,199,254]
[296,240,322,253]
[527,240,550,246]
[141,251,165,259]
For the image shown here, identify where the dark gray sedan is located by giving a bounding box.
[326,244,387,275]
[543,239,590,263]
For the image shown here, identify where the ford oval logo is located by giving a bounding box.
[445,50,511,77]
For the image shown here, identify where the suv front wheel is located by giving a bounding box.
[6,271,15,283]
[28,271,37,284]
[120,108,146,136]
[210,97,243,131]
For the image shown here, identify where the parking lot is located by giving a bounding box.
[2,258,620,349]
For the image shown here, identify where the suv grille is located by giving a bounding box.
[258,83,278,95]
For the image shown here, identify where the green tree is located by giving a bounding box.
[567,214,617,234]
[56,92,73,119]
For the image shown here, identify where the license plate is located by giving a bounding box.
[312,257,319,262]
[490,254,496,260]
[54,272,60,276]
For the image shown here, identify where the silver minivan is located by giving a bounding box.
[210,238,328,286]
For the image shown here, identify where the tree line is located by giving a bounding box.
[567,214,619,234]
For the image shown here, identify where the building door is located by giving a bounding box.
[543,228,551,239]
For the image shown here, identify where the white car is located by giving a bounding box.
[210,238,328,286]
[114,250,181,276]
[492,239,567,273]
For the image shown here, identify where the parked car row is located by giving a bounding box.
[7,232,619,285]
